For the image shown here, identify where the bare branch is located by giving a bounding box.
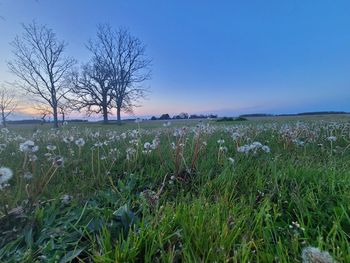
[7,21,76,127]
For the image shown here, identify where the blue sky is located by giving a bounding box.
[0,0,350,118]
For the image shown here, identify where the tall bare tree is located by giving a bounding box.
[69,56,113,123]
[0,87,17,127]
[8,21,76,128]
[88,25,151,123]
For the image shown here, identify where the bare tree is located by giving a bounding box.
[69,55,113,123]
[0,87,17,127]
[8,21,76,128]
[89,25,151,123]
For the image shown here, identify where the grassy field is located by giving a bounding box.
[0,117,349,262]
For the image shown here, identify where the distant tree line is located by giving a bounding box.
[4,21,151,127]
[150,113,218,120]
[240,111,348,118]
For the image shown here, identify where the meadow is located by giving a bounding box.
[0,117,349,262]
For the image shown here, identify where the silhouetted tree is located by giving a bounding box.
[89,25,151,124]
[8,21,76,128]
[0,87,17,127]
[69,56,113,123]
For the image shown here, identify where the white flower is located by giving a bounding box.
[75,138,85,147]
[94,142,103,147]
[301,246,335,263]
[219,146,228,153]
[232,132,240,141]
[262,145,270,153]
[63,136,74,143]
[23,171,33,180]
[217,139,225,145]
[46,145,57,151]
[228,157,235,164]
[0,167,13,184]
[251,141,263,148]
[1,128,9,133]
[52,156,64,167]
[144,142,152,150]
[327,136,337,142]
[237,145,250,153]
[19,140,38,152]
[61,194,72,204]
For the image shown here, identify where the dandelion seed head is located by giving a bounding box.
[301,247,335,263]
[0,167,13,185]
[52,156,64,167]
[75,138,85,147]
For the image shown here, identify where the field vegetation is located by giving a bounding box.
[0,118,349,262]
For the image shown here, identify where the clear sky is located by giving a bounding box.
[0,0,350,118]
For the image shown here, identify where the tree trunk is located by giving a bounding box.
[53,106,59,128]
[1,110,6,127]
[102,106,108,124]
[116,107,121,125]
[62,111,65,124]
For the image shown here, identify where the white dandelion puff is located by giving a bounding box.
[301,247,335,263]
[75,138,85,147]
[0,167,13,185]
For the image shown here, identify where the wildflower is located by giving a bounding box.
[19,140,39,153]
[75,138,85,147]
[232,132,240,141]
[144,142,152,150]
[0,167,13,185]
[23,171,33,180]
[61,194,73,204]
[251,141,263,148]
[46,145,57,151]
[1,128,9,133]
[262,145,270,153]
[237,145,250,154]
[63,136,74,143]
[219,146,228,153]
[217,139,225,145]
[52,156,64,167]
[152,138,160,149]
[94,142,103,147]
[327,136,337,142]
[126,148,136,160]
[301,247,335,263]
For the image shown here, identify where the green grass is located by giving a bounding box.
[0,119,349,262]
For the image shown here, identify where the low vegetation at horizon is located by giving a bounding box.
[0,117,349,262]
